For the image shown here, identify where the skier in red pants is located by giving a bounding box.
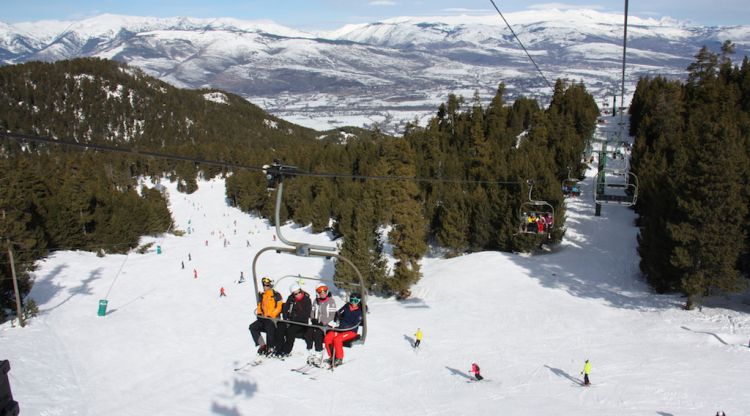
[324,293,363,366]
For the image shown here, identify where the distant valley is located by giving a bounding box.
[2,10,749,133]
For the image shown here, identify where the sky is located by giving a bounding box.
[2,114,749,415]
[3,0,749,29]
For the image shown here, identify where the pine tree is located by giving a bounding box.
[435,184,470,255]
[376,139,427,298]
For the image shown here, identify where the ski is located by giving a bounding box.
[467,378,490,383]
[291,364,313,374]
[291,364,323,376]
[234,359,261,371]
[235,353,287,371]
[327,358,354,371]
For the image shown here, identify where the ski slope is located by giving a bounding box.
[3,148,750,415]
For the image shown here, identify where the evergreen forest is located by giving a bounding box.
[629,41,750,308]
[1,57,599,318]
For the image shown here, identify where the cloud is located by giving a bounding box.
[441,8,493,13]
[368,1,397,6]
[527,3,605,11]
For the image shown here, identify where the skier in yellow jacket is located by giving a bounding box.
[414,328,423,348]
[581,359,592,386]
[249,277,283,355]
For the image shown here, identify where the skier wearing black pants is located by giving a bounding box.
[470,363,483,381]
[274,283,312,357]
[249,277,283,355]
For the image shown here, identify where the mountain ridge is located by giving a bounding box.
[2,10,749,133]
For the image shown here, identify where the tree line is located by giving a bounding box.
[227,81,599,297]
[629,41,750,308]
[0,58,597,318]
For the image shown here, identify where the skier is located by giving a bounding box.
[220,287,226,297]
[193,269,198,279]
[248,277,283,356]
[581,359,591,386]
[324,292,363,366]
[238,271,245,283]
[414,328,423,348]
[181,261,184,270]
[274,283,312,358]
[305,284,337,366]
[469,363,483,381]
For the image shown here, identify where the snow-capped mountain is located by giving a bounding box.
[1,10,749,133]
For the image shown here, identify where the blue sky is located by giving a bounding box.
[4,0,748,28]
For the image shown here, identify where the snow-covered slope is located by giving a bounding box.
[2,11,749,133]
[2,115,749,415]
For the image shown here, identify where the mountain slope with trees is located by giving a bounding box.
[629,41,750,308]
[0,57,599,317]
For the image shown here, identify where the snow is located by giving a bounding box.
[203,92,229,105]
[3,120,750,415]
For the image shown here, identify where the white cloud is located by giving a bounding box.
[368,1,397,6]
[528,3,605,11]
[441,8,493,14]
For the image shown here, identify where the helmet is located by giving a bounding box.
[261,277,272,286]
[316,284,329,295]
[289,283,301,295]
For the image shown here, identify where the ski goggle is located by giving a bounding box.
[261,278,272,286]
[350,296,361,305]
[316,286,328,294]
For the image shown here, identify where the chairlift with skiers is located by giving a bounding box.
[562,167,581,197]
[518,180,555,236]
[252,161,368,347]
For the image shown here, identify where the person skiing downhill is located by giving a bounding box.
[414,328,423,348]
[581,359,591,386]
[469,363,483,381]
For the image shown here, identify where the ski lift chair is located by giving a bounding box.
[593,169,638,206]
[251,162,368,346]
[518,181,555,235]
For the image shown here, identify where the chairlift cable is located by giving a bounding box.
[488,0,553,91]
[0,131,541,186]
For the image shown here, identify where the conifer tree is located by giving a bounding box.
[435,184,469,255]
[376,139,427,297]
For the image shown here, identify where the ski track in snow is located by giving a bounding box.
[2,114,750,415]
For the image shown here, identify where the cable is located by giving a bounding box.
[488,0,553,90]
[0,131,265,173]
[104,253,128,299]
[0,131,538,186]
